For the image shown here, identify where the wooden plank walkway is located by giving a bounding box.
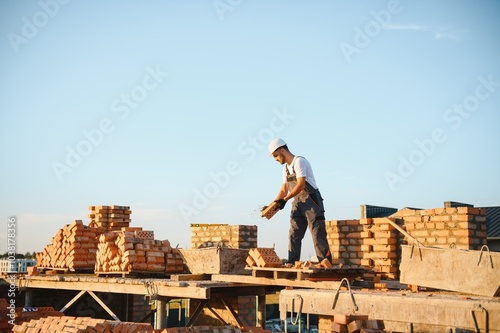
[212,265,370,290]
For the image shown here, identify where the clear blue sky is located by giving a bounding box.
[1,0,499,259]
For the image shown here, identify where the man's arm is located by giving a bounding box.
[276,177,306,202]
[275,183,288,201]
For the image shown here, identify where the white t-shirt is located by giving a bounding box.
[282,156,318,190]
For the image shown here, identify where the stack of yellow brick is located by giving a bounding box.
[190,224,257,249]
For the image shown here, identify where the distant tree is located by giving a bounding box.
[0,252,38,259]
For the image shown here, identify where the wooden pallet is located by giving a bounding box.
[38,267,94,275]
[246,265,368,281]
[95,270,169,278]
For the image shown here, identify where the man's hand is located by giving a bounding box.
[275,198,287,210]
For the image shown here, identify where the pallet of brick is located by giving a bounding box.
[12,316,154,333]
[95,229,185,275]
[88,205,132,231]
[246,248,282,268]
[36,220,98,272]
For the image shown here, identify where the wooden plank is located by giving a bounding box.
[60,290,86,312]
[170,274,211,281]
[88,290,121,321]
[212,273,343,290]
[14,276,210,299]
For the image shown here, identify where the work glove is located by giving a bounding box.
[275,198,287,210]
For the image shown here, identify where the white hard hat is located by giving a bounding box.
[268,138,287,155]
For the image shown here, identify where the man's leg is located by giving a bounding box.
[288,215,307,264]
[305,207,332,262]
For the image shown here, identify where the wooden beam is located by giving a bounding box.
[257,295,266,327]
[206,304,229,326]
[60,290,86,312]
[15,277,209,299]
[221,297,243,328]
[212,273,342,290]
[170,274,211,281]
[88,291,121,321]
[185,300,207,327]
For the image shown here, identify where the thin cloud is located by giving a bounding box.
[434,26,468,41]
[384,24,467,41]
[384,24,429,32]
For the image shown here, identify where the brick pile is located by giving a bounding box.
[245,248,282,268]
[325,204,488,280]
[326,218,398,279]
[36,205,185,274]
[190,224,257,249]
[95,229,185,274]
[0,304,64,333]
[36,220,98,271]
[88,205,132,231]
[393,206,487,249]
[11,316,154,333]
[157,326,246,333]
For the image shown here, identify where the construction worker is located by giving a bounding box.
[267,138,332,264]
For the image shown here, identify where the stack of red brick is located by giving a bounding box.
[36,220,98,271]
[245,248,282,268]
[325,205,488,280]
[0,300,64,333]
[12,318,258,333]
[35,205,184,275]
[88,205,132,232]
[326,218,398,279]
[12,316,154,333]
[394,206,487,249]
[95,229,185,274]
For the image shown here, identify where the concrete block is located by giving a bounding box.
[180,247,249,274]
[400,245,500,297]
